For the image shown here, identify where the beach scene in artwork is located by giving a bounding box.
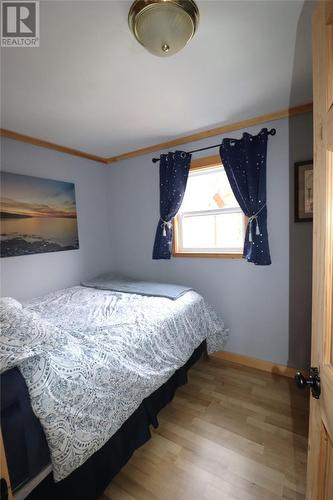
[0,172,79,257]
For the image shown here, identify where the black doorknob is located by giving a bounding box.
[295,367,321,399]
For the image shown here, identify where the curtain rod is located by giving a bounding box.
[151,128,276,163]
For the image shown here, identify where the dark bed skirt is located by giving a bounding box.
[25,341,206,500]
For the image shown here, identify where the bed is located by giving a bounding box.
[0,282,227,500]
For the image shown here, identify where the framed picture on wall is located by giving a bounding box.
[295,160,313,222]
[0,172,79,258]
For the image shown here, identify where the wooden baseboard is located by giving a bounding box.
[211,351,300,379]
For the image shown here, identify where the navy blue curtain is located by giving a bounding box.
[153,151,191,259]
[219,128,271,265]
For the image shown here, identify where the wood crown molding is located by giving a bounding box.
[212,350,303,379]
[105,102,313,163]
[0,129,108,164]
[0,102,313,165]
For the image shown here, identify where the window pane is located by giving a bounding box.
[180,212,244,251]
[182,215,215,248]
[180,167,239,212]
[215,213,244,249]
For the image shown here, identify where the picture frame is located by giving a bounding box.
[0,172,79,258]
[295,160,313,222]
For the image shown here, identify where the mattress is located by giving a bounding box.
[1,343,206,499]
[1,285,227,490]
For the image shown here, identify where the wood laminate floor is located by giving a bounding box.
[100,357,309,500]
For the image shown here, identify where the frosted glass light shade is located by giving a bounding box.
[129,0,199,57]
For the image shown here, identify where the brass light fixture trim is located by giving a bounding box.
[128,0,199,57]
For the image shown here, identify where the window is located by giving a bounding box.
[173,158,246,257]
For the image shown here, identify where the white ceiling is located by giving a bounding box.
[1,0,314,157]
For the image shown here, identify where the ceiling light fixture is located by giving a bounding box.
[128,0,199,57]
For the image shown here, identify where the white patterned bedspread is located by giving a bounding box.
[12,286,228,481]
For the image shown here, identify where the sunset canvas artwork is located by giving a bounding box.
[0,172,79,257]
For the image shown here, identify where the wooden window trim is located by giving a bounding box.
[172,157,246,259]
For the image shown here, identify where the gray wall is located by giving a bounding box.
[107,113,313,367]
[287,1,314,369]
[0,114,313,367]
[288,113,313,369]
[0,138,114,300]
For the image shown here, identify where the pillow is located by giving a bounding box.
[81,271,127,286]
[1,297,23,310]
[0,297,60,374]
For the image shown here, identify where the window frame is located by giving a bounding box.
[172,154,246,259]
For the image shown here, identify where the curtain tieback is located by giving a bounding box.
[248,204,266,242]
[161,219,171,237]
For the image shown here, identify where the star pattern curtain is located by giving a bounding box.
[219,128,271,265]
[153,151,191,260]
